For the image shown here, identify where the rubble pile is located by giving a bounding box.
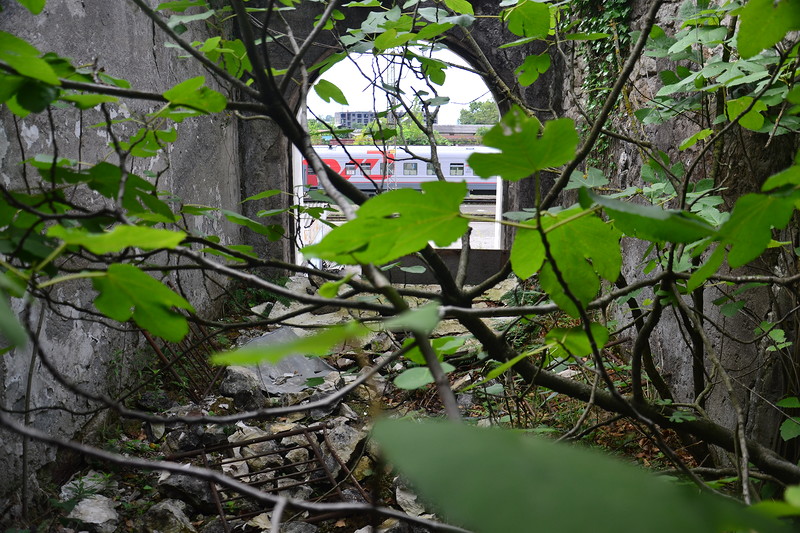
[48,275,519,532]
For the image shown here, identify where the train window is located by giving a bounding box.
[450,163,465,176]
[380,162,395,175]
[426,163,435,175]
[345,163,357,176]
[403,162,417,175]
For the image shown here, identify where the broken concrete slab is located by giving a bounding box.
[67,494,119,533]
[241,328,336,395]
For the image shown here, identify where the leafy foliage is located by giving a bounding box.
[302,182,468,264]
[469,107,578,180]
[457,99,499,125]
[93,265,194,343]
[211,321,370,365]
[4,0,800,531]
[374,420,787,533]
[511,207,621,316]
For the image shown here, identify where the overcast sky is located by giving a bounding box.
[305,49,492,125]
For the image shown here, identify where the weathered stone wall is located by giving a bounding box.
[558,0,800,455]
[0,0,249,514]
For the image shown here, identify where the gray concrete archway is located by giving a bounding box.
[238,0,562,260]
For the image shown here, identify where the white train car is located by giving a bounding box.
[302,145,497,194]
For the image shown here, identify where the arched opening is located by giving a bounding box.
[294,48,503,265]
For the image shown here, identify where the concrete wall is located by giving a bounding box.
[571,0,800,454]
[0,0,247,516]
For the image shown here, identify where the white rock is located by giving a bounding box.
[395,485,426,517]
[67,494,118,531]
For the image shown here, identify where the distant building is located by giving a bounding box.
[319,122,488,147]
[434,124,491,144]
[334,110,442,129]
[334,111,377,128]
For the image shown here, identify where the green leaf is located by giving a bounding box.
[546,323,609,360]
[785,486,800,508]
[373,420,786,533]
[242,189,282,203]
[0,292,26,348]
[117,127,178,158]
[752,500,800,518]
[167,9,215,29]
[417,55,447,86]
[314,79,348,105]
[256,208,289,218]
[305,377,325,387]
[5,94,30,118]
[777,397,800,408]
[737,0,800,59]
[0,74,26,103]
[163,76,226,113]
[415,22,454,41]
[679,128,712,150]
[503,0,549,38]
[564,32,610,41]
[465,345,550,391]
[373,29,415,51]
[780,418,800,441]
[344,0,381,6]
[403,335,467,365]
[222,210,284,241]
[59,93,119,110]
[469,107,578,181]
[157,0,206,11]
[580,188,716,243]
[369,127,398,141]
[0,273,25,298]
[383,302,441,335]
[302,181,468,265]
[317,272,354,298]
[686,245,725,293]
[15,0,46,14]
[211,321,370,365]
[763,164,800,192]
[514,53,551,86]
[182,204,218,216]
[726,96,767,131]
[565,167,608,190]
[47,225,186,254]
[93,264,194,342]
[15,80,59,113]
[719,300,747,318]
[0,31,60,85]
[97,72,131,89]
[718,192,796,268]
[393,362,455,390]
[509,222,544,280]
[443,0,473,15]
[535,207,621,317]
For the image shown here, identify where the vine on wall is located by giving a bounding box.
[570,0,633,168]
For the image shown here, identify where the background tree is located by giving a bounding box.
[457,99,500,124]
[355,113,451,146]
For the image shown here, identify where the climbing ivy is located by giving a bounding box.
[569,0,632,167]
